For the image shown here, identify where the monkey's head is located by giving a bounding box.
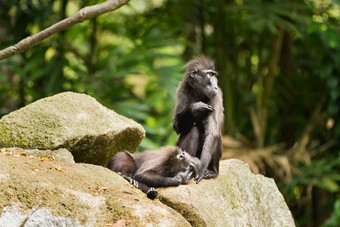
[185,55,219,99]
[167,147,201,184]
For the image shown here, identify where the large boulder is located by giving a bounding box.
[0,150,295,227]
[0,152,191,227]
[0,92,145,165]
[158,159,295,227]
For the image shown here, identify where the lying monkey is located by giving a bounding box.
[106,146,201,199]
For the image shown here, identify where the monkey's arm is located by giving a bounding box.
[134,171,181,187]
[173,105,195,134]
[121,174,158,199]
[173,101,213,134]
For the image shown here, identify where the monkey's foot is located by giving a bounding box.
[203,170,218,179]
[195,170,218,183]
[146,187,158,199]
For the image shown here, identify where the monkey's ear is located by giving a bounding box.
[177,152,186,160]
[190,69,198,78]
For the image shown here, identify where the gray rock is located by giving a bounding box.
[24,208,77,227]
[0,206,28,227]
[0,92,145,165]
[158,159,295,227]
[0,207,77,227]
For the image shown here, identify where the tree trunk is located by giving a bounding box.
[256,29,284,147]
[278,31,295,147]
[213,0,235,135]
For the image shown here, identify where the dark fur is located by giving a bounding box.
[173,55,224,183]
[106,146,201,199]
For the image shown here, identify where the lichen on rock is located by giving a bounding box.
[0,147,75,163]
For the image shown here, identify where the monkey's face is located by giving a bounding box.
[190,69,218,99]
[173,151,201,184]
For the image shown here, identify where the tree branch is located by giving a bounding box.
[0,0,130,61]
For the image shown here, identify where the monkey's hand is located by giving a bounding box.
[191,102,213,112]
[168,176,182,186]
[191,102,213,120]
[146,188,158,200]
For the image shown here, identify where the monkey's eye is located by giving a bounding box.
[177,152,185,160]
[207,72,216,77]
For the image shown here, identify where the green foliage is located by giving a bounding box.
[323,199,340,227]
[282,158,340,200]
[0,0,186,150]
[1,0,340,225]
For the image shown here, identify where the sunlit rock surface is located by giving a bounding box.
[158,159,295,227]
[0,153,191,227]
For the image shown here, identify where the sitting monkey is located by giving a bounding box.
[106,146,201,199]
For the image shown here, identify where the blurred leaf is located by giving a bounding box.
[139,137,160,151]
[323,199,340,227]
[318,177,339,192]
[113,101,150,121]
[326,29,340,48]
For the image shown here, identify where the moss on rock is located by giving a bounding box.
[0,92,145,165]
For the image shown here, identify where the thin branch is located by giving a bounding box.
[0,0,130,61]
[292,100,326,163]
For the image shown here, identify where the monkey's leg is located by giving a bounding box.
[121,175,158,199]
[195,132,220,183]
[176,126,200,156]
[204,138,222,179]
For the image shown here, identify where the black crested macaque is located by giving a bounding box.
[173,55,224,183]
[106,146,201,199]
